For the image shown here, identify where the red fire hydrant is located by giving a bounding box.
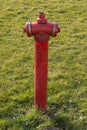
[23,12,60,110]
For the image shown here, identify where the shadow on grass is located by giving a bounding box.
[47,109,78,130]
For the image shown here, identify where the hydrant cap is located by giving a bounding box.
[37,12,47,24]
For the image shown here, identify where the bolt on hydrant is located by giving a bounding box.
[23,12,60,110]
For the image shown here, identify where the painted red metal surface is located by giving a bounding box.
[23,12,60,110]
[34,41,48,110]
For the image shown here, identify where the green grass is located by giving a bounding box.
[0,0,87,129]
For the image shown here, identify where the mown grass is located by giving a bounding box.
[0,0,87,130]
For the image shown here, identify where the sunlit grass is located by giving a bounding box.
[0,0,87,129]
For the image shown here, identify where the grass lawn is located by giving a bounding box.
[0,0,87,129]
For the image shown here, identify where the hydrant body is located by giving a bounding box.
[23,13,60,110]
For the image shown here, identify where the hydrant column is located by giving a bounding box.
[34,41,48,110]
[23,12,60,110]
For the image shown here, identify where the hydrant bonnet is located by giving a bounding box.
[37,12,47,24]
[23,12,60,39]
